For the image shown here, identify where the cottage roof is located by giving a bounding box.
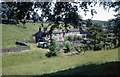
[52,30,63,34]
[52,29,89,34]
[33,31,43,38]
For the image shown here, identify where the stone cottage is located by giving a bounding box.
[52,29,88,42]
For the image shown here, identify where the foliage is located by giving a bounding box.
[79,44,89,52]
[64,41,71,53]
[73,34,82,41]
[108,16,120,47]
[64,35,73,41]
[64,41,75,53]
[2,1,119,25]
[65,35,82,41]
[46,39,60,57]
[86,22,109,51]
[1,2,34,22]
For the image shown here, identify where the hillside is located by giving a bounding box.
[92,20,110,27]
[2,45,119,75]
[2,23,42,48]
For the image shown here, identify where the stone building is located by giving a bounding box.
[51,29,88,42]
[33,27,89,48]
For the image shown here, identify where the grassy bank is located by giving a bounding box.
[2,45,119,75]
[1,23,74,48]
[2,23,42,48]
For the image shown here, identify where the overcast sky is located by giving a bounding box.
[36,2,117,21]
[79,3,117,21]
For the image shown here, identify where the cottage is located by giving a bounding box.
[32,27,46,43]
[52,29,89,42]
[33,30,43,43]
[33,26,90,48]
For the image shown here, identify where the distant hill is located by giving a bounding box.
[91,20,110,27]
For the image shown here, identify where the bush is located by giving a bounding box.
[45,39,61,57]
[64,35,74,41]
[80,44,90,52]
[73,34,78,41]
[64,41,75,53]
[76,35,82,40]
[65,35,82,41]
[45,51,57,57]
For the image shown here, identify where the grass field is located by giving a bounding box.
[1,23,49,48]
[2,44,119,75]
[2,23,38,48]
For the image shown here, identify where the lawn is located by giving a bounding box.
[2,23,41,48]
[2,45,119,75]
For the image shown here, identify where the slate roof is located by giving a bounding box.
[52,29,89,34]
[33,31,43,38]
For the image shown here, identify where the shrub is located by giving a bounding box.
[80,44,90,52]
[45,39,60,57]
[64,41,75,53]
[76,35,82,40]
[65,35,74,41]
[65,35,82,41]
[73,34,78,41]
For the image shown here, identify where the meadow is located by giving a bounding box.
[2,23,43,48]
[2,44,119,75]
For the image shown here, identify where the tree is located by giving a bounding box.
[2,1,119,22]
[1,2,34,23]
[87,22,108,51]
[113,14,120,47]
[108,16,120,47]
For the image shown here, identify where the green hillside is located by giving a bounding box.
[2,23,41,48]
[2,45,119,75]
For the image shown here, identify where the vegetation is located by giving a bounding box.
[108,18,120,47]
[64,41,72,53]
[64,35,82,41]
[86,22,112,51]
[2,45,119,75]
[46,39,61,57]
[1,1,120,76]
[1,23,49,48]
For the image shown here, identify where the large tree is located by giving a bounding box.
[1,2,34,23]
[1,1,119,24]
[87,22,108,51]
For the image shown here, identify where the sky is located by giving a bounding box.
[79,3,117,21]
[0,0,117,21]
[0,0,118,21]
[36,2,117,21]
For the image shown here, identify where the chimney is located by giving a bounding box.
[39,26,41,31]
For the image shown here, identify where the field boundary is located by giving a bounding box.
[1,46,30,53]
